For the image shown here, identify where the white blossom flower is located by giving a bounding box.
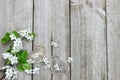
[19,28,34,41]
[50,42,58,47]
[54,64,60,71]
[25,67,40,74]
[32,67,40,74]
[43,57,49,65]
[27,59,35,64]
[67,57,73,63]
[18,30,26,37]
[10,34,16,40]
[25,34,34,41]
[44,64,51,69]
[42,57,51,69]
[10,56,18,65]
[2,53,12,59]
[32,52,39,59]
[2,52,18,65]
[4,67,17,80]
[25,69,32,74]
[11,38,23,53]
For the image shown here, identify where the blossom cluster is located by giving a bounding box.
[5,67,17,79]
[2,52,18,65]
[12,38,23,53]
[0,66,17,80]
[10,32,23,53]
[0,28,36,80]
[19,28,35,40]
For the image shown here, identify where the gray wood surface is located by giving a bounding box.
[0,0,120,80]
[33,0,51,80]
[71,0,107,80]
[50,0,70,80]
[107,0,120,80]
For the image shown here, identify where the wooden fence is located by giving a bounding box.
[0,0,119,80]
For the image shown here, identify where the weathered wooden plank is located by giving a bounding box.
[0,0,33,80]
[51,0,70,80]
[71,0,107,80]
[33,0,51,80]
[33,0,70,80]
[107,0,120,80]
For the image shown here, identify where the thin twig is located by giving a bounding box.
[0,74,5,80]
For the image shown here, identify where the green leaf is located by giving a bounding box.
[1,33,11,44]
[12,31,19,38]
[21,62,31,70]
[28,32,36,38]
[17,63,24,71]
[16,50,28,62]
[31,32,36,37]
[17,62,31,71]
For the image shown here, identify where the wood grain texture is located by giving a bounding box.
[33,0,70,80]
[0,0,33,80]
[71,0,107,80]
[0,0,120,80]
[33,0,51,80]
[107,0,120,80]
[50,0,70,80]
